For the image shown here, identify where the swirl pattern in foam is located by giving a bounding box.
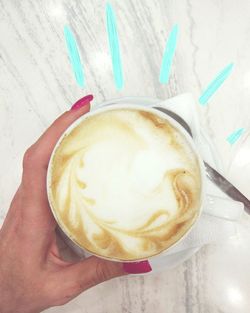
[48,108,202,261]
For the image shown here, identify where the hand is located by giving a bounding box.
[0,95,125,313]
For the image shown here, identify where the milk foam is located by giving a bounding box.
[49,108,201,260]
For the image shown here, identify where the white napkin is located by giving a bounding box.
[155,93,238,256]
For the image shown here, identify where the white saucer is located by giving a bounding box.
[98,96,224,273]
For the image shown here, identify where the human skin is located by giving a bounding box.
[0,97,126,313]
[0,94,152,313]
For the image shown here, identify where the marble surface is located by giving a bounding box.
[0,0,250,312]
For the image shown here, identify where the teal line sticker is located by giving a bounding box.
[159,24,179,84]
[64,25,84,87]
[199,63,234,105]
[227,128,245,144]
[106,3,124,90]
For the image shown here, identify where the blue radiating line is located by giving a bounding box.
[64,25,84,87]
[106,3,124,90]
[159,24,179,84]
[199,63,234,105]
[227,128,245,144]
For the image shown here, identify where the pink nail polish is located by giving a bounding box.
[71,94,93,110]
[123,261,152,274]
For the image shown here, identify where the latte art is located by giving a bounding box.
[48,108,202,260]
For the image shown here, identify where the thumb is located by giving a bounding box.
[27,94,93,169]
[52,256,126,304]
[20,95,92,217]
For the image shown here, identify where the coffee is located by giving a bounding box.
[48,107,202,261]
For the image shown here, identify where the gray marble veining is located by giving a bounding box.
[0,1,250,312]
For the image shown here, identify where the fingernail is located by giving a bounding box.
[71,94,94,110]
[123,261,152,274]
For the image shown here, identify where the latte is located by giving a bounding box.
[48,107,202,261]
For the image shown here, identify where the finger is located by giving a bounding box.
[24,95,92,170]
[64,256,126,289]
[21,95,92,212]
[52,256,126,304]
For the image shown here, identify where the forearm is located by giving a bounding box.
[0,243,45,313]
[0,288,44,313]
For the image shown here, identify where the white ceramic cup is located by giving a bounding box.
[47,102,243,262]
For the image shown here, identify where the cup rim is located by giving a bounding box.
[47,101,206,262]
